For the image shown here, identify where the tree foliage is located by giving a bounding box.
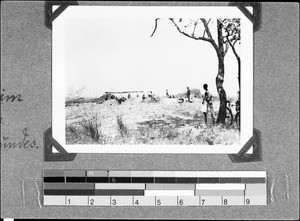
[221,18,241,88]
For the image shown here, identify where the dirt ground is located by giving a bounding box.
[65,97,239,145]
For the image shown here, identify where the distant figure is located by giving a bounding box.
[202,84,215,125]
[128,93,131,99]
[153,94,158,101]
[166,90,169,97]
[142,94,146,102]
[121,97,126,102]
[187,87,191,102]
[178,96,184,105]
[115,96,122,105]
[105,93,109,100]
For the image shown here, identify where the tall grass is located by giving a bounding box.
[67,124,77,134]
[66,124,79,140]
[116,115,128,136]
[67,117,239,145]
[82,114,100,141]
[66,101,239,145]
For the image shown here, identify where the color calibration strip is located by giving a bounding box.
[43,170,267,206]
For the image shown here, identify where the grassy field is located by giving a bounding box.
[65,97,239,145]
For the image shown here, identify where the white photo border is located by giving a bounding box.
[52,6,253,154]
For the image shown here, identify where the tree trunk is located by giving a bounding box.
[215,20,227,124]
[216,54,227,124]
[237,56,241,90]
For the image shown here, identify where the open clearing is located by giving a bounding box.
[66,97,239,145]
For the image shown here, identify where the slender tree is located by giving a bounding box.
[221,19,241,89]
[151,18,230,123]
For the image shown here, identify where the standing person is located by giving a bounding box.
[166,90,169,98]
[186,87,191,102]
[148,91,153,99]
[202,84,215,125]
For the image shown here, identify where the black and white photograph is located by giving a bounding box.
[52,6,253,153]
[2,2,299,220]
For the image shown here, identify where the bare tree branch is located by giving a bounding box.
[150,18,220,55]
[169,18,210,41]
[168,18,219,54]
[150,18,160,37]
[207,18,211,26]
[200,18,214,41]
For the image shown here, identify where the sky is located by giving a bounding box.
[64,18,240,98]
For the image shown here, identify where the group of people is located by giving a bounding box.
[167,84,215,125]
[142,91,160,102]
[186,84,240,126]
[165,90,176,99]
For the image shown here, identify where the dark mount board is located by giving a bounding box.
[43,1,262,163]
[44,127,77,161]
[228,129,262,163]
[44,1,78,29]
[229,2,262,32]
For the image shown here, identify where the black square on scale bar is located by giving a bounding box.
[109,177,131,183]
